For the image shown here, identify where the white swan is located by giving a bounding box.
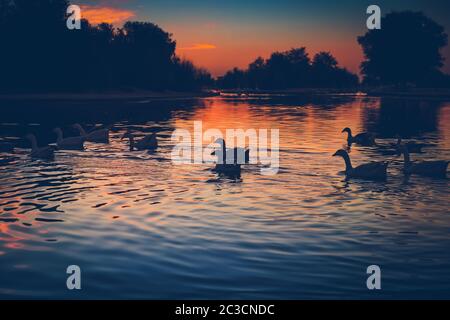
[53,128,85,150]
[73,123,109,143]
[212,138,242,174]
[121,131,158,151]
[26,134,55,159]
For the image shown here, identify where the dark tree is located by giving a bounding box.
[217,68,247,89]
[358,11,448,86]
[0,0,70,91]
[311,52,358,88]
[284,47,311,87]
[265,52,294,89]
[313,52,338,69]
[111,21,176,90]
[247,57,266,88]
[217,48,358,89]
[0,0,211,93]
[171,58,214,90]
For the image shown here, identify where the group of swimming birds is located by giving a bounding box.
[210,127,449,178]
[334,127,449,180]
[0,125,448,179]
[0,124,158,159]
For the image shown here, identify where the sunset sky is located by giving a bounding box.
[77,0,450,77]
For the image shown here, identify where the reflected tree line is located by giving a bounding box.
[0,1,449,93]
[363,98,443,138]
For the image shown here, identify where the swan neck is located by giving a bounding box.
[128,136,135,150]
[76,124,87,136]
[403,149,411,167]
[342,152,353,170]
[29,136,38,150]
[217,140,226,163]
[346,130,353,140]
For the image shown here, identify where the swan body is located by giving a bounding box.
[53,128,85,150]
[342,127,376,146]
[333,149,388,180]
[214,163,242,174]
[73,123,109,143]
[399,145,448,177]
[212,138,249,165]
[211,148,250,164]
[26,134,55,159]
[0,142,14,152]
[121,132,158,151]
[211,138,243,175]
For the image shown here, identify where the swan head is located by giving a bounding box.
[53,128,62,134]
[212,139,226,157]
[332,149,348,158]
[25,134,35,141]
[341,127,351,134]
[214,138,225,147]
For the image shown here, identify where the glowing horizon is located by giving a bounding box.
[78,0,450,77]
[80,5,135,25]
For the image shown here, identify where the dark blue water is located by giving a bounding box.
[0,95,449,299]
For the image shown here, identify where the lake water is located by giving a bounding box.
[0,94,449,299]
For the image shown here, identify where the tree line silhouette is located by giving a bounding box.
[218,11,450,89]
[217,49,359,89]
[0,0,213,93]
[0,1,449,93]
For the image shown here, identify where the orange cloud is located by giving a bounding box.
[178,43,217,51]
[80,5,135,25]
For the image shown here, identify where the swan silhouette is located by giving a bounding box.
[53,128,85,150]
[342,127,376,146]
[399,145,448,177]
[121,131,158,151]
[73,123,109,143]
[333,149,388,180]
[212,138,249,164]
[26,134,55,159]
[212,138,242,174]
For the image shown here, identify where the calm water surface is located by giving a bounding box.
[0,95,449,299]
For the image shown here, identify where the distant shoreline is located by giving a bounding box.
[0,90,217,102]
[1,88,450,101]
[219,88,450,99]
